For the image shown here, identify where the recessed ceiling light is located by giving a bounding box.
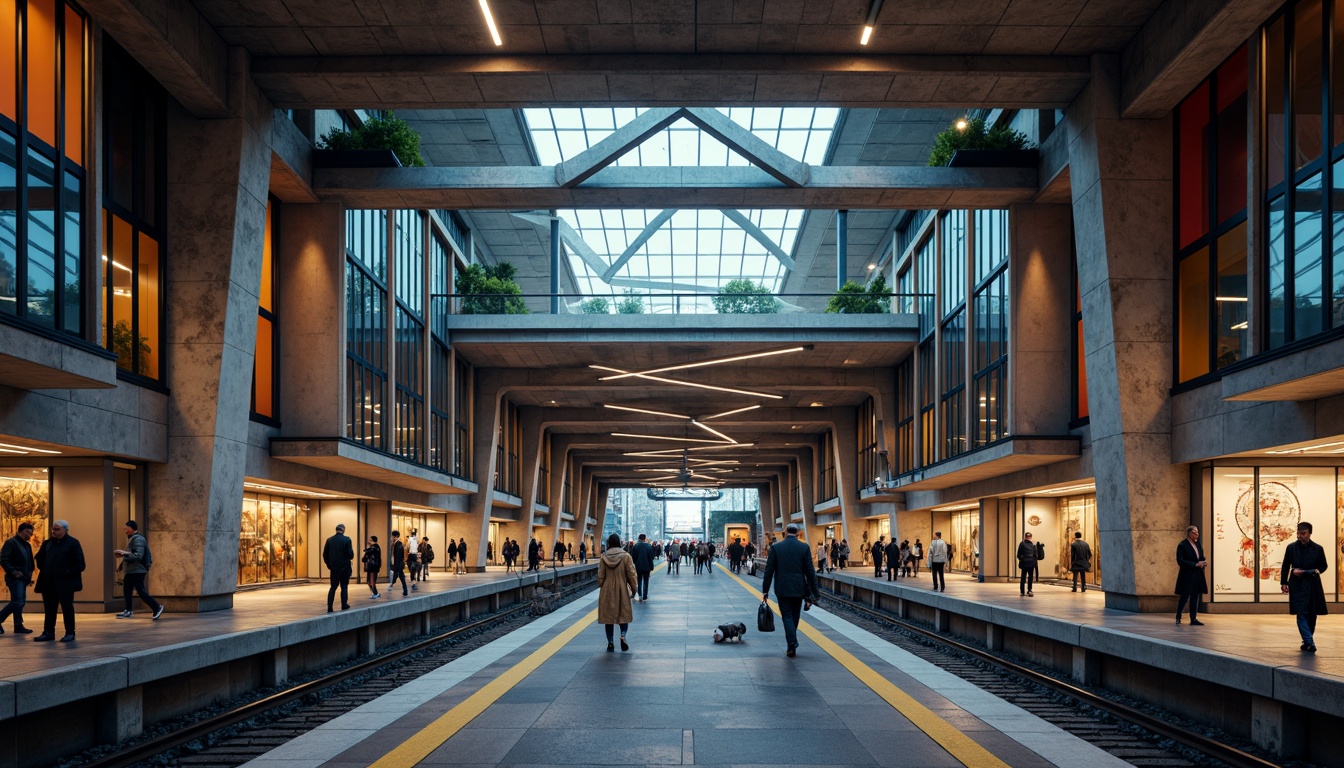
[860,0,884,45]
[867,263,876,270]
[810,402,825,407]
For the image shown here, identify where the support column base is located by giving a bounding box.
[1071,646,1100,685]
[96,685,143,744]
[1252,695,1305,758]
[262,648,289,688]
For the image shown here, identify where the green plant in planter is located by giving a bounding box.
[580,297,610,314]
[712,279,781,314]
[616,289,646,314]
[455,262,529,314]
[927,117,1032,167]
[319,112,425,167]
[110,319,151,371]
[826,273,892,314]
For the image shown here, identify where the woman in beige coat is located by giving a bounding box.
[597,533,637,651]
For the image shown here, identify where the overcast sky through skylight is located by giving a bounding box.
[521,107,841,312]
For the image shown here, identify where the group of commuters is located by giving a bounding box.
[319,527,464,609]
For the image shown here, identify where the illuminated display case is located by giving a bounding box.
[239,492,308,586]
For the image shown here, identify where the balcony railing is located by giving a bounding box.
[430,292,929,316]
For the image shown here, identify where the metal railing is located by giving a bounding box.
[429,292,931,316]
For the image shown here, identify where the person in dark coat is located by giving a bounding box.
[1174,525,1207,625]
[885,539,901,581]
[630,534,655,600]
[761,524,819,657]
[388,531,408,596]
[579,540,587,564]
[1016,532,1038,596]
[33,520,85,642]
[323,523,354,612]
[1069,531,1093,593]
[457,537,468,574]
[871,536,885,578]
[726,537,744,573]
[1280,521,1329,652]
[0,522,35,634]
[447,538,459,573]
[114,520,163,619]
[362,535,382,599]
[527,538,540,571]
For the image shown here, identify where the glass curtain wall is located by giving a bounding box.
[494,400,521,495]
[239,491,309,586]
[972,210,1009,446]
[940,211,968,459]
[429,231,451,472]
[0,0,85,336]
[894,357,915,474]
[346,209,388,450]
[819,430,837,500]
[393,210,425,463]
[453,357,471,478]
[857,397,879,489]
[251,197,278,420]
[1174,46,1248,383]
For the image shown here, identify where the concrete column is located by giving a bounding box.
[96,685,143,744]
[150,52,274,612]
[1251,696,1305,758]
[828,412,864,552]
[759,482,776,543]
[262,648,288,687]
[278,204,345,436]
[592,483,610,549]
[1066,55,1185,611]
[517,408,545,522]
[356,625,376,655]
[464,370,505,572]
[837,209,848,290]
[798,452,816,535]
[1008,203,1075,435]
[1071,646,1100,685]
[986,624,1004,651]
[933,608,949,633]
[420,611,432,635]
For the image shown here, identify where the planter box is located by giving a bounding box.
[311,149,403,168]
[947,148,1039,168]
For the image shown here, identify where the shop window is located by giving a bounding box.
[0,467,49,550]
[1175,44,1247,381]
[239,491,309,586]
[1056,494,1099,588]
[251,197,278,421]
[102,40,164,379]
[0,0,85,336]
[949,508,979,574]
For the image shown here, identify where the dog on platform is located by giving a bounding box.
[712,622,747,643]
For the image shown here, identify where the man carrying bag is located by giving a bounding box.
[761,524,818,657]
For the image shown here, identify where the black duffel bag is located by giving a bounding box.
[757,600,776,632]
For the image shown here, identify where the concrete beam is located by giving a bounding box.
[1121,0,1280,118]
[81,0,229,117]
[250,54,1092,110]
[313,165,1039,210]
[682,108,808,188]
[602,209,677,281]
[556,108,683,188]
[720,209,795,270]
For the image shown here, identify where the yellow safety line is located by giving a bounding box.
[369,605,598,768]
[723,567,1011,768]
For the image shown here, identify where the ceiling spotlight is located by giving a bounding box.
[810,401,825,407]
[860,0,884,45]
[867,263,876,270]
[955,118,969,131]
[478,0,503,46]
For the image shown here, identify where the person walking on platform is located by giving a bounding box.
[553,539,566,568]
[420,537,434,581]
[727,537,744,573]
[1069,532,1092,592]
[323,523,354,612]
[362,536,382,598]
[1016,532,1038,596]
[706,541,716,572]
[528,538,540,571]
[899,540,912,577]
[448,538,459,573]
[0,522,35,634]
[1281,521,1328,652]
[911,539,924,576]
[598,533,637,652]
[927,531,949,592]
[839,539,850,570]
[762,524,819,658]
[631,534,655,601]
[114,520,163,619]
[457,537,468,574]
[406,528,420,588]
[871,536,885,578]
[745,540,758,574]
[388,531,409,596]
[33,520,84,642]
[579,540,587,564]
[1174,526,1206,625]
[666,539,680,574]
[815,540,827,573]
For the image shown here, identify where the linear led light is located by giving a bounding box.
[691,420,737,444]
[1267,439,1344,454]
[623,443,756,457]
[1027,483,1096,496]
[701,405,761,421]
[603,404,690,419]
[1230,321,1249,330]
[597,347,807,381]
[591,365,783,399]
[1215,296,1248,302]
[478,0,503,46]
[610,433,732,445]
[0,441,62,455]
[860,0,884,45]
[101,254,132,274]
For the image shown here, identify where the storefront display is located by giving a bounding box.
[1211,467,1338,603]
[0,469,49,600]
[1056,494,1100,588]
[239,492,308,586]
[949,509,978,573]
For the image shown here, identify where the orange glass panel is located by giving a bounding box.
[99,208,106,341]
[62,5,81,165]
[260,199,273,312]
[137,231,159,378]
[1177,247,1211,382]
[108,213,133,368]
[0,0,16,120]
[253,316,274,417]
[25,0,56,148]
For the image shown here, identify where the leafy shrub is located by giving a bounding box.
[927,117,1033,167]
[319,112,425,167]
[455,262,529,314]
[616,289,646,314]
[826,274,892,314]
[712,279,781,314]
[580,297,610,314]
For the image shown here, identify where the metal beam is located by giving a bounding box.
[556,108,685,188]
[609,277,714,293]
[719,209,795,270]
[510,213,611,276]
[315,165,1039,210]
[682,108,808,188]
[250,54,1092,110]
[602,209,678,281]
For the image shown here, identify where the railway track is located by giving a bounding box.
[809,583,1294,768]
[66,576,596,768]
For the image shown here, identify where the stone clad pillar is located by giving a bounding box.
[1067,55,1186,611]
[149,54,273,611]
[464,370,505,572]
[828,412,864,554]
[517,407,545,523]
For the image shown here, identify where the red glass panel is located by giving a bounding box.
[1293,0,1324,171]
[62,5,81,166]
[1266,16,1286,189]
[25,0,57,148]
[1216,46,1248,222]
[1178,82,1210,248]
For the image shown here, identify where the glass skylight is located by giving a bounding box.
[520,107,840,311]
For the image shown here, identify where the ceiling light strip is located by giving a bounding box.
[691,420,737,443]
[603,404,691,419]
[597,347,807,381]
[0,442,62,455]
[591,365,782,399]
[478,0,503,46]
[610,433,733,445]
[700,405,762,421]
[860,0,884,45]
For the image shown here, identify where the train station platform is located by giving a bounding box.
[240,565,1129,768]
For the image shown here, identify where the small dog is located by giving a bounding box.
[712,622,747,643]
